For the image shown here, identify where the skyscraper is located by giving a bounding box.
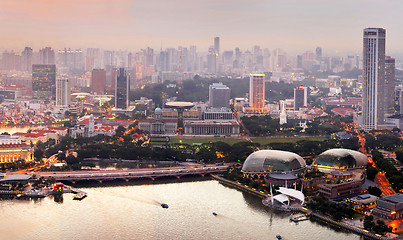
[115,68,130,109]
[315,47,322,61]
[214,37,220,55]
[294,85,308,111]
[362,28,386,131]
[207,49,217,74]
[22,47,33,73]
[385,56,395,116]
[209,83,231,108]
[91,69,107,93]
[32,64,56,100]
[56,76,70,107]
[39,47,55,65]
[249,74,265,112]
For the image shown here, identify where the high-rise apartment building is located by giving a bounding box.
[294,85,308,111]
[91,69,107,93]
[56,76,70,107]
[209,83,231,108]
[58,48,84,71]
[115,68,130,109]
[22,47,33,72]
[32,64,56,100]
[385,56,396,116]
[362,28,386,131]
[249,74,265,112]
[39,47,55,65]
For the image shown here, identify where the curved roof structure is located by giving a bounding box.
[277,187,305,205]
[313,148,368,172]
[165,101,194,109]
[242,150,306,174]
[273,194,290,205]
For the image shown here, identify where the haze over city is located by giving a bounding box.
[1,0,403,58]
[1,0,403,240]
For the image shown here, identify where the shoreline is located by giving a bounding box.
[211,174,393,240]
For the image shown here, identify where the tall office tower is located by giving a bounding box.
[315,47,322,61]
[22,47,33,72]
[207,49,217,74]
[115,68,130,109]
[32,64,56,100]
[214,37,220,55]
[91,69,107,93]
[294,85,308,111]
[362,28,386,131]
[56,76,70,107]
[159,51,169,72]
[249,74,265,112]
[209,83,231,108]
[39,47,55,65]
[385,56,396,116]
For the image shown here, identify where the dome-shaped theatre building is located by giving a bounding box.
[312,148,368,173]
[242,150,306,184]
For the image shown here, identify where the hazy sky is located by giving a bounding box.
[1,0,402,56]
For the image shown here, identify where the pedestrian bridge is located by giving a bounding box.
[37,165,228,183]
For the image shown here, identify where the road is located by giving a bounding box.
[374,172,396,196]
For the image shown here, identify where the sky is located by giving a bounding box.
[0,0,402,56]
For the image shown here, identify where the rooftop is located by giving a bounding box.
[383,193,403,203]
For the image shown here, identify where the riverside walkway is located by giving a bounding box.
[211,175,394,240]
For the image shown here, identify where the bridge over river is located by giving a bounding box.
[36,165,228,183]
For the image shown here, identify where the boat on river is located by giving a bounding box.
[73,192,87,200]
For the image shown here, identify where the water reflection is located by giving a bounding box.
[0,179,363,240]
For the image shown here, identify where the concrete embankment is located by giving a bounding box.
[211,174,393,240]
[211,175,268,199]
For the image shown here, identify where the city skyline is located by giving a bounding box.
[0,0,402,58]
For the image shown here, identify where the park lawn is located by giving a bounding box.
[167,136,327,146]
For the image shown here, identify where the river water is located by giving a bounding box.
[0,178,363,240]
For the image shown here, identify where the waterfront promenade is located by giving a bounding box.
[211,175,396,240]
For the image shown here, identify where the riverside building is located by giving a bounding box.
[0,136,33,163]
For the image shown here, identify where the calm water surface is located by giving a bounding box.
[0,179,363,240]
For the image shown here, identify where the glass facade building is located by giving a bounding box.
[115,68,130,109]
[32,64,56,100]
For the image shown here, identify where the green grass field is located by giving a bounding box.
[164,136,327,146]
